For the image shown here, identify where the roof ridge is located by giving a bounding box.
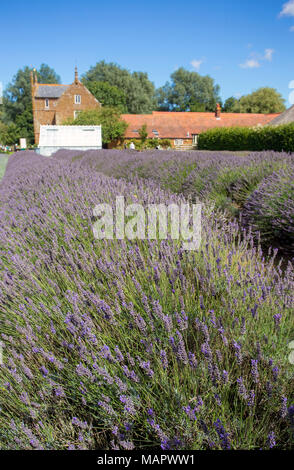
[37,83,69,86]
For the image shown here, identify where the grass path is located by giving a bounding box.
[0,156,8,181]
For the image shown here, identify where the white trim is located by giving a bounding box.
[74,94,81,104]
[174,139,183,146]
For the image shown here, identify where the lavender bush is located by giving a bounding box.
[54,148,293,212]
[53,148,294,252]
[243,166,294,254]
[0,151,294,450]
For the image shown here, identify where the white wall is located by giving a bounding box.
[39,125,102,148]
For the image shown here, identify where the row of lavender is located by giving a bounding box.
[0,151,294,449]
[54,149,294,255]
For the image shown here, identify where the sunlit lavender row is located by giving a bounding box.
[53,148,294,255]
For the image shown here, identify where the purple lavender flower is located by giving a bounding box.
[213,419,231,450]
[237,377,248,400]
[280,396,288,419]
[267,431,276,449]
[251,359,259,384]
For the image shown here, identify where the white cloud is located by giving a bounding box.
[190,59,203,71]
[239,48,274,69]
[290,25,294,30]
[280,0,294,17]
[264,48,274,61]
[240,59,260,69]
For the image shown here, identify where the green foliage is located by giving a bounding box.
[238,87,286,114]
[156,67,221,112]
[64,107,128,145]
[3,64,60,144]
[122,138,171,151]
[158,139,171,149]
[83,61,156,114]
[222,88,286,114]
[138,124,148,143]
[225,87,286,115]
[0,122,20,146]
[223,96,241,113]
[85,81,127,112]
[37,64,61,85]
[198,124,294,152]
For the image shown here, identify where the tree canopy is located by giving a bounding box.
[85,81,127,112]
[64,107,128,146]
[156,67,221,112]
[2,64,60,144]
[82,61,156,114]
[223,96,240,113]
[237,87,286,114]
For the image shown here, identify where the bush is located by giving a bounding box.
[242,166,294,253]
[198,124,294,152]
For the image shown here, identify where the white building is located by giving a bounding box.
[37,125,102,156]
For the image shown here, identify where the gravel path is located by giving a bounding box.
[0,155,8,181]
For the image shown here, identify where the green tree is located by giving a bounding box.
[83,61,156,114]
[3,64,60,144]
[156,67,221,112]
[85,81,127,112]
[64,107,128,146]
[138,123,148,144]
[238,87,286,114]
[0,122,20,146]
[223,96,241,113]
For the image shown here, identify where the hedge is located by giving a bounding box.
[197,123,294,152]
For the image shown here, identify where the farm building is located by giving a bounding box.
[268,104,294,126]
[37,125,102,156]
[31,67,101,145]
[121,106,280,149]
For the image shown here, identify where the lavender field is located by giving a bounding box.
[0,150,294,450]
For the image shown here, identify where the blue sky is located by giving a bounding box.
[0,0,294,106]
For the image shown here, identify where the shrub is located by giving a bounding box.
[242,166,294,253]
[198,124,294,152]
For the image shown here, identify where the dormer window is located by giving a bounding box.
[45,99,49,109]
[75,94,81,104]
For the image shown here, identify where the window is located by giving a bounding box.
[152,129,159,136]
[45,99,49,109]
[174,139,183,146]
[74,110,81,119]
[192,134,198,146]
[74,94,81,104]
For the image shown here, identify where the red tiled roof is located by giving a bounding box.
[122,111,280,139]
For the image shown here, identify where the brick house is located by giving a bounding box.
[31,67,101,144]
[122,106,280,149]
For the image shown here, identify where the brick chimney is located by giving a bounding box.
[215,102,221,119]
[74,66,79,84]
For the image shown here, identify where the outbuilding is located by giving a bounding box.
[37,125,102,156]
